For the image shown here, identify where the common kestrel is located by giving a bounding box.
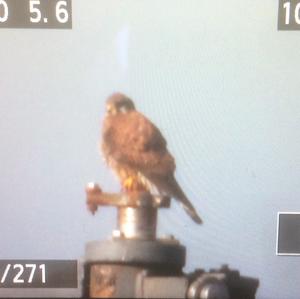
[101,93,202,224]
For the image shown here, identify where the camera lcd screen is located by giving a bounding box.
[0,1,299,298]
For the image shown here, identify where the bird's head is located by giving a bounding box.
[105,93,135,116]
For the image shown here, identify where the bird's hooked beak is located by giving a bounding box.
[106,103,117,116]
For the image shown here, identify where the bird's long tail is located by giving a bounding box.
[171,178,203,224]
[178,194,203,224]
[152,174,203,224]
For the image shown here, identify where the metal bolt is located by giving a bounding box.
[112,230,122,238]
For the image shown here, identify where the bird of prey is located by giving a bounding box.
[101,92,202,224]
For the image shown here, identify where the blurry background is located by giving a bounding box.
[0,1,299,298]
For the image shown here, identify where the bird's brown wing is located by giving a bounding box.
[102,110,175,175]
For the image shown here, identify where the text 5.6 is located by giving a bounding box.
[0,0,72,29]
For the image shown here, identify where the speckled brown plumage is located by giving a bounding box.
[101,92,202,224]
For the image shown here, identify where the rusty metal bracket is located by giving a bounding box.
[86,182,170,210]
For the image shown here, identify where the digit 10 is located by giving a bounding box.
[283,1,300,25]
[0,0,8,23]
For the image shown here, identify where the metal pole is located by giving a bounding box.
[117,206,157,239]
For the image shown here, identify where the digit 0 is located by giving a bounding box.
[0,0,8,22]
[295,3,300,24]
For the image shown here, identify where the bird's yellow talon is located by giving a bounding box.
[123,176,134,191]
